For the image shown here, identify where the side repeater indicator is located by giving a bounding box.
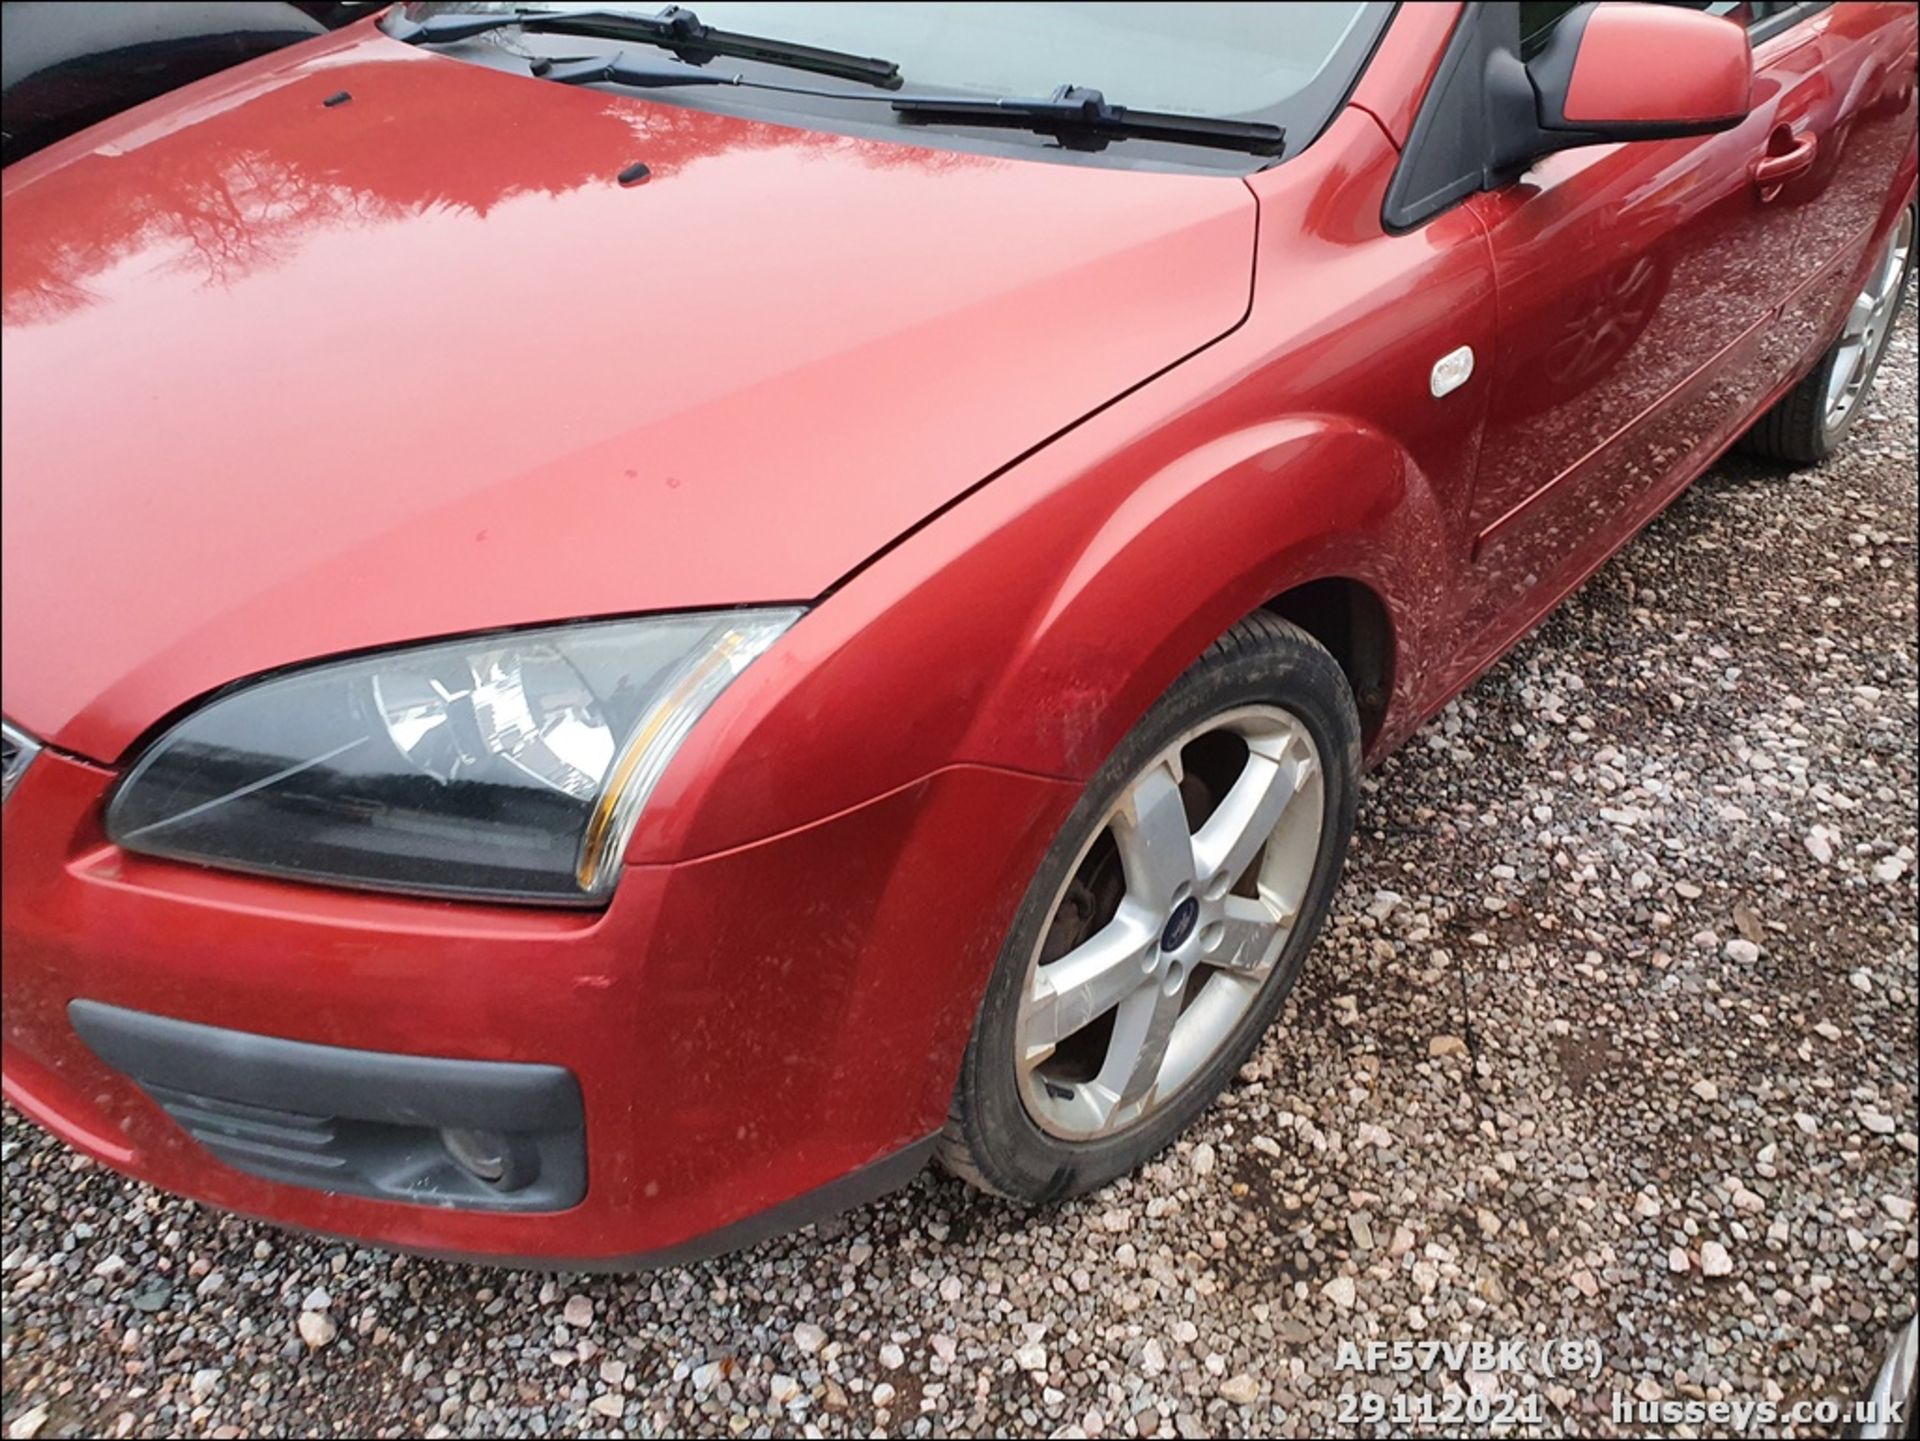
[1430,345,1475,399]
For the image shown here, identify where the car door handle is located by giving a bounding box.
[1750,132,1819,199]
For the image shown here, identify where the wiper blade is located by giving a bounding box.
[892,84,1284,157]
[389,4,902,90]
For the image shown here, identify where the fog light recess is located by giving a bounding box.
[440,1127,535,1192]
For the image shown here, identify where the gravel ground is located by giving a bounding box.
[4,294,1916,1441]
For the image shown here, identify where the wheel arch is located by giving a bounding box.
[951,412,1442,781]
[1263,575,1397,748]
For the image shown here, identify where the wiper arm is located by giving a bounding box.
[388,4,902,90]
[892,85,1284,157]
[529,50,745,90]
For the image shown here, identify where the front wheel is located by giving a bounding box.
[938,613,1361,1203]
[1742,201,1915,467]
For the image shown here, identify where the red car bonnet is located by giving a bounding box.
[0,28,1256,762]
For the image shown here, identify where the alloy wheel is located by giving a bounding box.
[1823,207,1914,436]
[1014,704,1325,1140]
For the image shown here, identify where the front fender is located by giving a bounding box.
[639,401,1452,866]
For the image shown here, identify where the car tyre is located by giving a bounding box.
[938,612,1361,1203]
[1742,201,1915,467]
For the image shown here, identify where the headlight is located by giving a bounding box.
[106,610,801,904]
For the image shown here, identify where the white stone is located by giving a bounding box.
[296,1310,337,1349]
[1220,1375,1261,1406]
[1356,1122,1394,1149]
[1321,1275,1357,1309]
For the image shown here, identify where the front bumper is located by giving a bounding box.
[2,744,1076,1264]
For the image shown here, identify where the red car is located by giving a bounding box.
[3,0,1914,1267]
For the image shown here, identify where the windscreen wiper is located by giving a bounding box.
[892,84,1284,157]
[522,52,1285,160]
[388,4,902,89]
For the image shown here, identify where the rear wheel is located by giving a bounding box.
[1742,202,1915,466]
[938,614,1360,1202]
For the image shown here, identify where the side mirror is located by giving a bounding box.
[1496,2,1753,171]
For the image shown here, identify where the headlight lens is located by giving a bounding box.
[106,610,801,904]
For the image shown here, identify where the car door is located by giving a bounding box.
[1458,1,1839,646]
[1762,1,1920,382]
